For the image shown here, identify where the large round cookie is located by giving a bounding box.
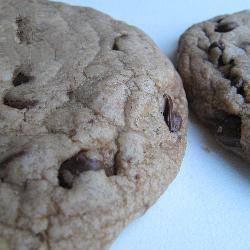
[177,10,250,163]
[0,0,187,249]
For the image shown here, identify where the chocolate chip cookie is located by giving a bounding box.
[0,0,188,249]
[177,10,250,163]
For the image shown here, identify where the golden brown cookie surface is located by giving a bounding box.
[0,1,187,249]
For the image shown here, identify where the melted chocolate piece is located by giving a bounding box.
[163,95,182,133]
[215,22,238,33]
[58,150,114,189]
[3,97,38,109]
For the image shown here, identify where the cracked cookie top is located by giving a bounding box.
[0,0,187,249]
[177,10,250,163]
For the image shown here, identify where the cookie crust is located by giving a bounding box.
[0,0,187,249]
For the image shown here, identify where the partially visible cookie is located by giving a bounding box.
[177,10,250,163]
[0,0,187,249]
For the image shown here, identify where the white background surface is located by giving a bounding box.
[56,1,250,249]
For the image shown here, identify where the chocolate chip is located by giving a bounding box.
[112,41,119,51]
[216,115,241,147]
[237,86,244,96]
[215,22,238,33]
[229,59,235,66]
[208,41,225,53]
[4,70,38,109]
[231,76,244,95]
[112,34,127,51]
[111,151,119,176]
[163,95,173,126]
[163,95,182,132]
[231,76,243,88]
[13,71,33,86]
[3,97,38,109]
[58,169,74,189]
[58,150,114,189]
[217,55,224,66]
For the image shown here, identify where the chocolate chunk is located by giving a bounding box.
[163,95,173,127]
[58,150,114,189]
[208,41,225,53]
[3,97,38,109]
[215,22,238,32]
[112,40,119,50]
[216,115,241,147]
[58,169,74,189]
[13,71,33,86]
[231,76,244,95]
[217,55,224,66]
[229,59,235,66]
[163,95,182,132]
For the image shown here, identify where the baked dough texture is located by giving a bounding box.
[0,0,188,249]
[178,10,250,163]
